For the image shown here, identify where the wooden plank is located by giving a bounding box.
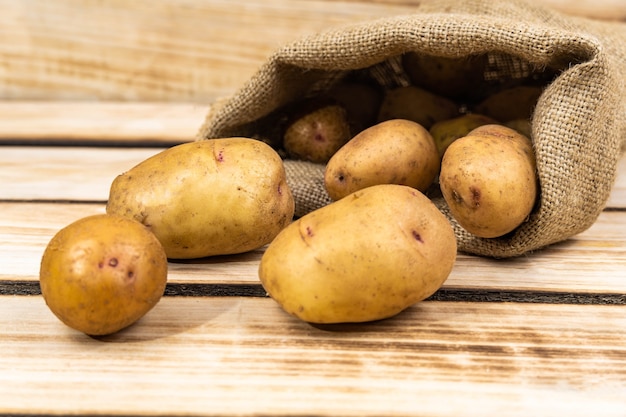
[0,102,207,144]
[0,0,420,102]
[0,146,163,201]
[2,146,626,206]
[2,295,625,416]
[1,202,625,294]
[526,0,626,20]
[1,1,622,104]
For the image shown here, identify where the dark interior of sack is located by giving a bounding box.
[250,51,565,155]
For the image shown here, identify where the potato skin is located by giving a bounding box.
[429,113,497,159]
[402,53,489,101]
[106,138,294,259]
[327,81,383,134]
[39,214,168,336]
[259,184,457,324]
[377,85,459,129]
[473,86,542,122]
[283,103,352,163]
[439,124,537,238]
[324,119,440,200]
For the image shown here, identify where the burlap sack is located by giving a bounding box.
[197,0,626,258]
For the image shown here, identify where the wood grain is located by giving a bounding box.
[0,146,162,201]
[0,0,419,102]
[526,0,626,20]
[0,0,623,104]
[2,295,625,416]
[0,101,207,144]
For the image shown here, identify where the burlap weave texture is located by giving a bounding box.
[198,0,626,257]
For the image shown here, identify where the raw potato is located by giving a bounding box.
[328,81,383,134]
[39,214,168,336]
[505,118,532,138]
[429,113,497,158]
[107,138,294,259]
[377,85,459,129]
[439,124,537,238]
[473,86,542,122]
[324,119,440,200]
[402,52,488,101]
[283,101,352,163]
[259,184,457,324]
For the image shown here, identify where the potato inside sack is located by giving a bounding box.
[439,124,538,239]
[402,52,490,101]
[327,80,383,134]
[429,113,498,159]
[376,85,460,129]
[282,99,352,164]
[259,184,457,324]
[106,138,294,259]
[324,119,440,201]
[473,85,543,124]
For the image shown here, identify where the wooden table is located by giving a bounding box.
[1,1,625,416]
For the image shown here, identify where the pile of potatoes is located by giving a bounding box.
[40,52,542,333]
[280,52,540,239]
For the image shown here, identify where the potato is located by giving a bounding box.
[283,101,352,163]
[106,138,294,259]
[473,86,542,122]
[324,119,440,201]
[439,124,537,238]
[327,81,383,134]
[39,214,168,336]
[402,52,488,101]
[377,85,460,129]
[429,113,497,158]
[259,184,457,324]
[505,118,532,138]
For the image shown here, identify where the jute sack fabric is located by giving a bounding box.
[197,0,626,258]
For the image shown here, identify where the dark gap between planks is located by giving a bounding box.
[2,281,625,305]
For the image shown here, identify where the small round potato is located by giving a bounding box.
[324,119,440,200]
[439,124,537,238]
[283,102,352,163]
[39,214,168,336]
[259,184,457,324]
[107,138,294,259]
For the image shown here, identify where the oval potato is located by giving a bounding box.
[107,138,294,259]
[324,119,440,200]
[439,124,537,238]
[39,214,168,336]
[259,184,457,324]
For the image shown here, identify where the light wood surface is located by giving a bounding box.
[3,296,626,416]
[1,1,625,416]
[1,0,624,104]
[0,101,208,144]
